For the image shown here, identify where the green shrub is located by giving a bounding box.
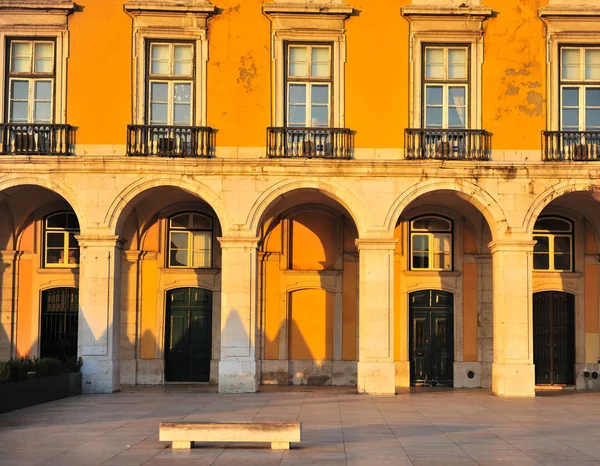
[33,358,64,378]
[0,357,34,383]
[65,356,83,373]
[0,356,83,382]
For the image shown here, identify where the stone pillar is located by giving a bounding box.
[489,239,536,397]
[355,238,397,395]
[76,235,124,394]
[217,237,260,393]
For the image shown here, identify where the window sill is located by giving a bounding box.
[37,267,79,273]
[160,267,219,275]
[403,270,460,278]
[533,271,582,279]
[283,269,341,275]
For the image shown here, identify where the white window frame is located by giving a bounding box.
[0,3,72,125]
[403,5,490,131]
[168,213,213,269]
[533,217,573,272]
[44,212,80,269]
[263,3,352,128]
[124,2,214,127]
[410,216,453,271]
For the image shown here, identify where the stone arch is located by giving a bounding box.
[246,178,366,238]
[385,179,507,240]
[524,181,600,235]
[0,176,88,232]
[105,177,230,236]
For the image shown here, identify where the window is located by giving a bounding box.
[7,39,55,124]
[423,45,469,129]
[533,217,573,272]
[410,216,452,271]
[44,212,80,268]
[168,213,212,268]
[560,47,600,131]
[286,44,332,128]
[147,42,194,126]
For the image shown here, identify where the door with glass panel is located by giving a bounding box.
[533,292,575,385]
[7,39,55,153]
[409,290,454,387]
[147,41,194,155]
[165,288,212,382]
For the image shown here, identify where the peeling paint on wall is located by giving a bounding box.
[237,56,257,91]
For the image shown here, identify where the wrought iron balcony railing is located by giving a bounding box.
[127,125,214,157]
[405,129,491,161]
[543,131,600,161]
[0,124,73,155]
[267,127,353,159]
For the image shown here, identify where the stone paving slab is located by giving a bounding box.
[0,386,600,465]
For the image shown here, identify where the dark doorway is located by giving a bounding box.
[165,288,212,382]
[409,290,454,386]
[40,287,79,362]
[533,291,575,385]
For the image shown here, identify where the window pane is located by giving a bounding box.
[425,107,443,128]
[562,49,581,80]
[150,104,168,124]
[151,44,170,75]
[68,248,80,265]
[425,48,443,79]
[170,232,189,249]
[150,83,168,124]
[311,47,330,77]
[448,86,466,128]
[562,109,579,131]
[562,87,579,107]
[585,109,600,130]
[289,46,307,77]
[533,236,549,253]
[413,217,451,231]
[412,234,429,252]
[311,85,329,104]
[35,81,52,100]
[289,84,306,104]
[151,82,168,102]
[67,213,80,229]
[34,102,51,123]
[170,250,188,267]
[11,42,31,73]
[191,231,211,268]
[553,253,570,271]
[47,232,65,248]
[46,249,62,265]
[412,252,429,269]
[289,105,306,126]
[174,104,191,125]
[174,44,192,60]
[533,254,549,270]
[534,218,571,232]
[448,48,467,79]
[10,102,28,123]
[192,214,212,229]
[310,106,329,127]
[171,214,190,229]
[68,233,79,248]
[426,86,443,105]
[174,45,193,76]
[554,236,571,254]
[34,43,54,73]
[174,83,191,103]
[586,49,600,80]
[11,80,29,100]
[47,213,67,228]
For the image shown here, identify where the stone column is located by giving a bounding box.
[217,237,260,393]
[355,238,397,395]
[489,239,536,397]
[76,235,124,394]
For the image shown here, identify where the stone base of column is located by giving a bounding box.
[81,358,120,394]
[492,362,535,397]
[394,360,410,387]
[218,360,259,393]
[357,362,396,395]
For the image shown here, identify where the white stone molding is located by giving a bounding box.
[263,1,353,128]
[539,3,600,131]
[123,0,215,127]
[402,3,492,131]
[0,1,75,125]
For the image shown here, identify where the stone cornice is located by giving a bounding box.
[263,3,353,16]
[355,238,398,251]
[539,5,600,19]
[217,237,260,249]
[0,0,75,12]
[401,4,492,19]
[123,0,215,14]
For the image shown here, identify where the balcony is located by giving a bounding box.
[267,127,353,159]
[0,124,73,156]
[543,131,600,161]
[405,129,491,161]
[127,125,214,157]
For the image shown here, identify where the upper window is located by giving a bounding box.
[286,44,332,128]
[7,40,55,124]
[168,213,212,268]
[423,45,469,129]
[147,42,194,126]
[533,217,573,272]
[410,216,452,271]
[560,47,600,131]
[44,212,79,268]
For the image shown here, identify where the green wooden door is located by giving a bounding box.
[165,288,212,382]
[409,290,454,387]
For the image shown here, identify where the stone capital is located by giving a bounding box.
[488,239,537,255]
[217,237,260,250]
[75,235,126,250]
[355,238,398,252]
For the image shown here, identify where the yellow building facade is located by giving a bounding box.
[1,0,600,396]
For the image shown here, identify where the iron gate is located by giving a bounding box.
[40,288,79,362]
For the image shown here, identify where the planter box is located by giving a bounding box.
[0,372,82,414]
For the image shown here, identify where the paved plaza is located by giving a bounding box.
[1,386,600,465]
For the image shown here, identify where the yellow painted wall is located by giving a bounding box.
[140,259,158,358]
[289,289,334,360]
[585,229,598,255]
[464,226,478,255]
[264,258,280,360]
[463,263,479,362]
[291,212,335,270]
[342,261,357,360]
[16,259,33,357]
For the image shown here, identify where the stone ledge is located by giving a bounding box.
[124,0,215,14]
[539,5,600,18]
[0,0,74,11]
[402,4,492,18]
[263,3,353,16]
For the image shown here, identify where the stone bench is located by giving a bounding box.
[159,421,302,450]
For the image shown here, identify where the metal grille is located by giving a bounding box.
[40,288,79,362]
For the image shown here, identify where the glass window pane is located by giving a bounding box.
[585,109,600,130]
[191,231,211,268]
[35,42,53,59]
[47,232,65,248]
[533,236,549,253]
[150,103,168,124]
[10,102,28,122]
[174,45,193,76]
[46,249,62,265]
[587,87,600,106]
[11,80,29,100]
[170,250,188,267]
[553,254,570,271]
[151,82,168,102]
[174,61,192,76]
[562,49,581,80]
[310,106,328,127]
[289,46,307,77]
[34,43,54,73]
[68,248,80,265]
[412,252,429,269]
[311,47,330,77]
[174,104,191,125]
[311,84,329,104]
[35,81,52,100]
[425,48,443,79]
[533,254,549,270]
[151,44,170,75]
[448,48,467,79]
[171,214,190,229]
[289,84,306,104]
[47,213,67,228]
[174,45,192,60]
[174,84,191,103]
[34,58,53,74]
[170,232,189,249]
[412,235,429,252]
[554,236,571,254]
[67,213,80,229]
[562,87,579,107]
[34,102,51,123]
[68,233,79,248]
[413,217,451,231]
[534,218,571,232]
[425,107,443,128]
[192,214,212,230]
[11,42,31,73]
[586,49,600,80]
[426,86,443,105]
[562,109,579,131]
[289,105,306,126]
